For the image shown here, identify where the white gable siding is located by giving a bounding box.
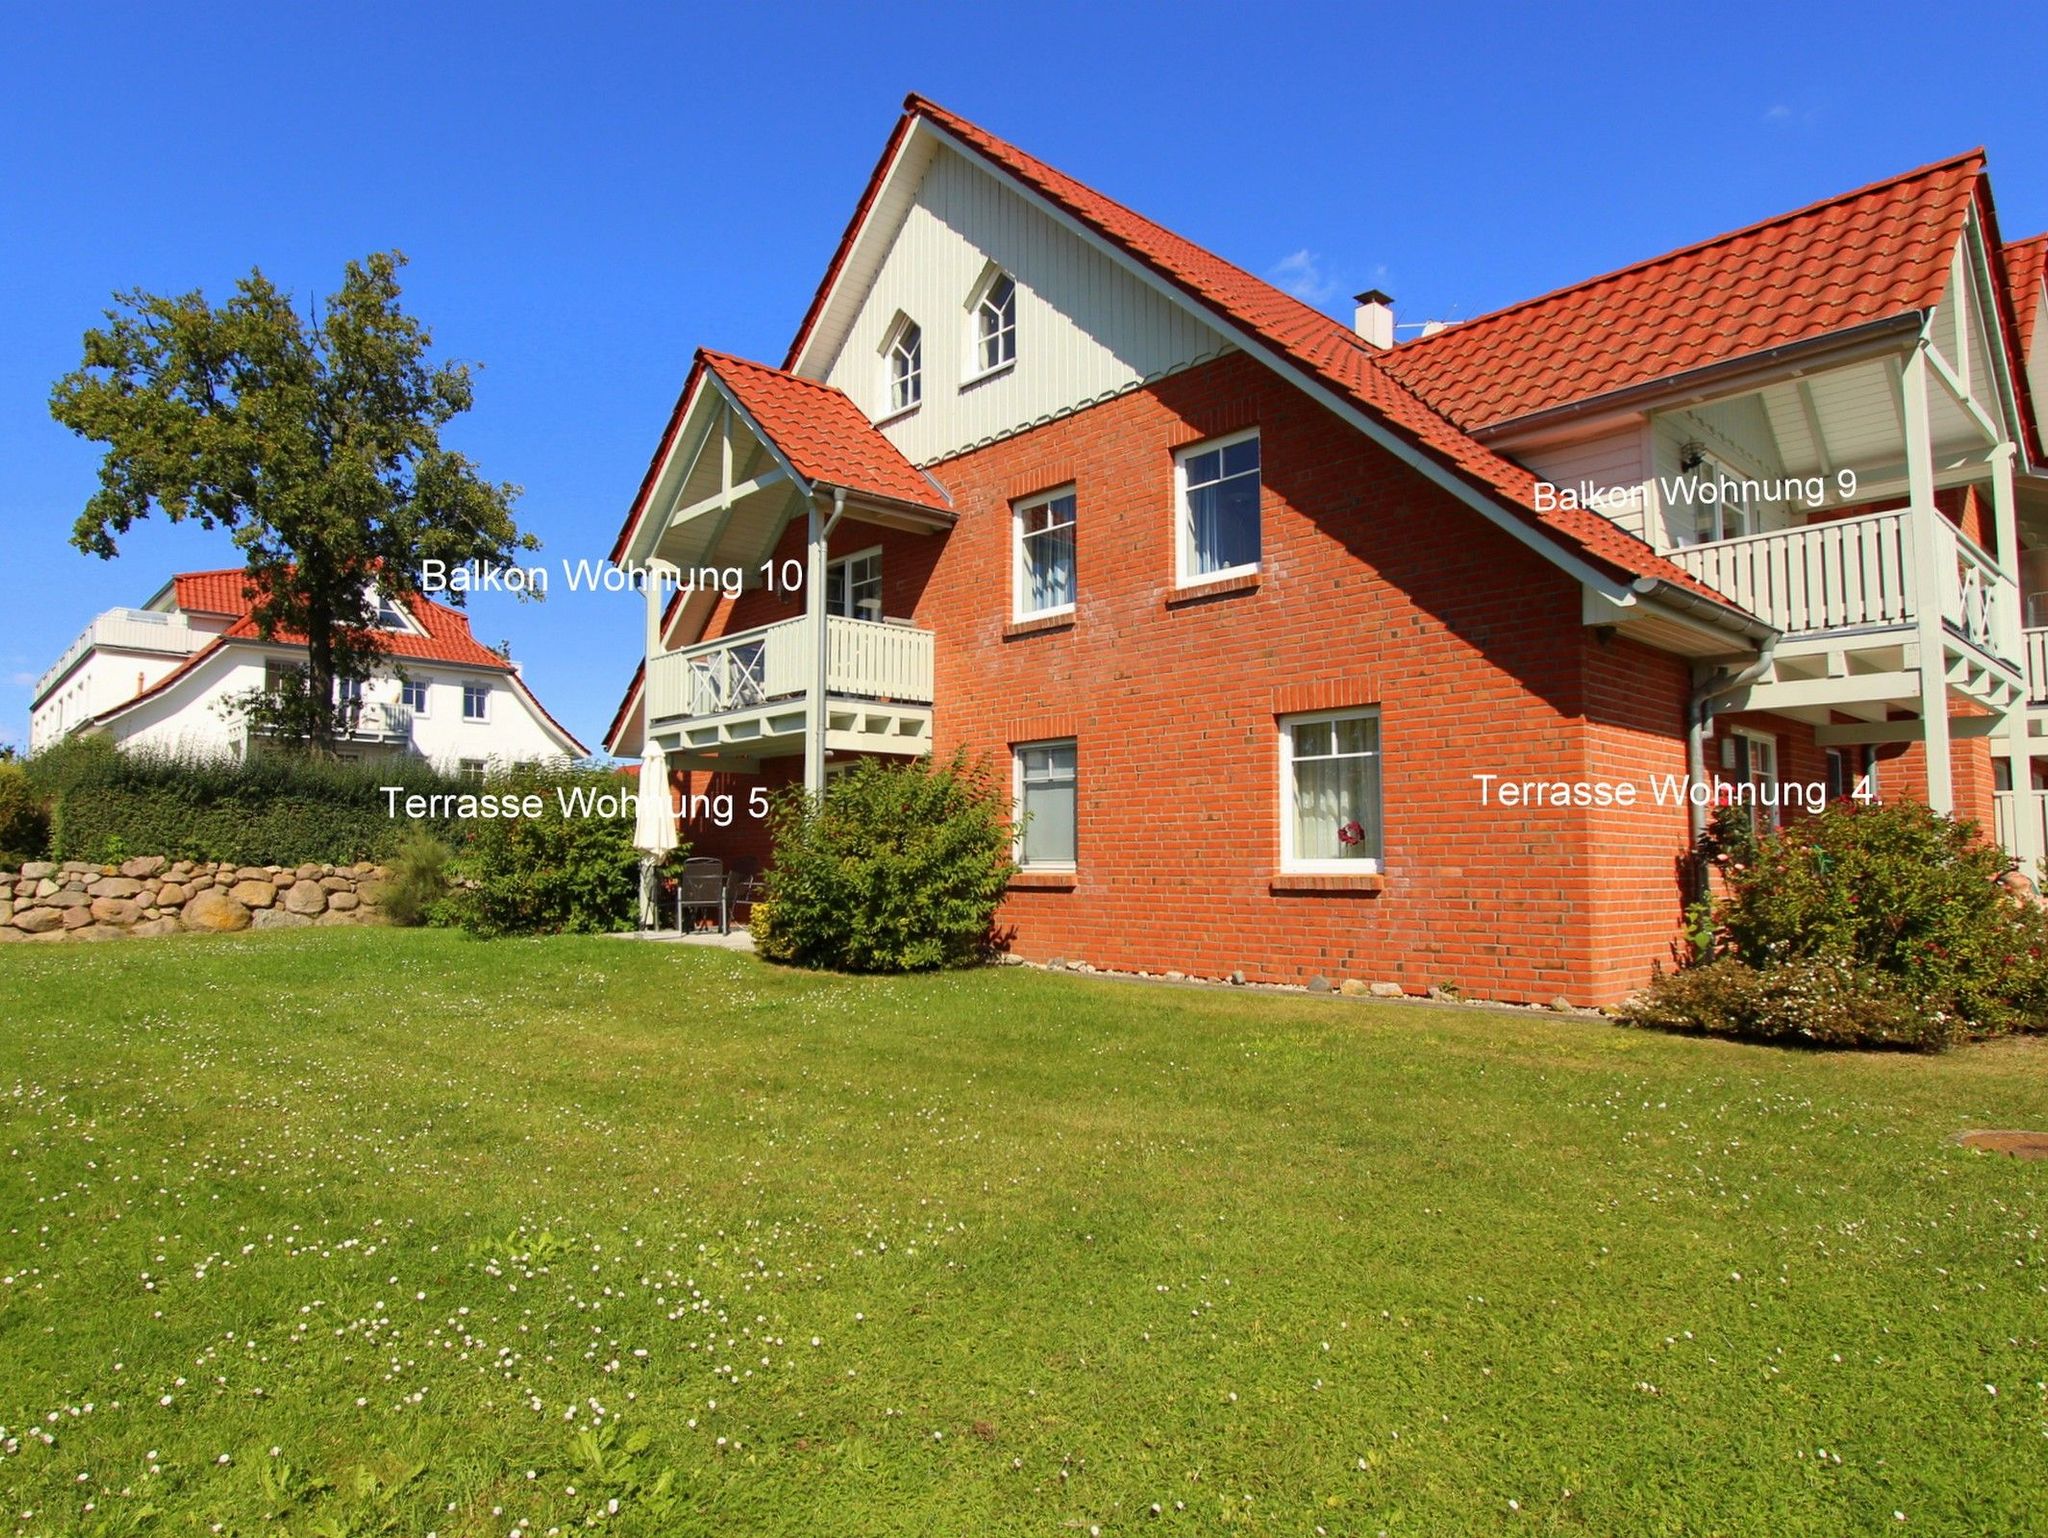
[1516,427,1654,545]
[819,145,1232,466]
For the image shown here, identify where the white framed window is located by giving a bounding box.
[1722,726,1780,829]
[1014,740,1077,869]
[335,676,364,705]
[458,757,487,784]
[825,548,884,621]
[1279,707,1382,872]
[462,682,491,722]
[969,268,1017,378]
[1176,428,1261,584]
[400,676,430,714]
[884,316,922,414]
[1677,445,1756,545]
[1013,487,1076,619]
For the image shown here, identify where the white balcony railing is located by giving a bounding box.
[1668,508,2013,656]
[35,608,204,698]
[245,699,414,744]
[646,614,935,725]
[2027,627,2048,703]
[1994,789,2048,862]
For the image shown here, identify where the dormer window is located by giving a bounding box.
[884,316,922,414]
[370,588,416,632]
[973,270,1017,375]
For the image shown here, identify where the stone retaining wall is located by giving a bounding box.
[0,857,391,942]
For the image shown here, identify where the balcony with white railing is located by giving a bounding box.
[35,608,205,699]
[2025,627,2048,704]
[646,614,935,757]
[243,699,415,748]
[1667,507,2015,660]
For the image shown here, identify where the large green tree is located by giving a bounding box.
[50,251,536,748]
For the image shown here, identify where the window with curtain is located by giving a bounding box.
[975,272,1017,373]
[1015,490,1076,616]
[1282,709,1381,870]
[1177,430,1260,582]
[1016,740,1077,868]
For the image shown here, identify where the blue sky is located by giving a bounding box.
[4,0,2045,754]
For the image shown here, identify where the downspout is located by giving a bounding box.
[804,487,847,798]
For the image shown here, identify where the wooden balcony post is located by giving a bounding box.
[1992,444,2043,871]
[1903,346,1954,814]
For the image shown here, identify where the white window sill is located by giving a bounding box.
[876,401,922,428]
[961,360,1015,390]
[1175,562,1260,591]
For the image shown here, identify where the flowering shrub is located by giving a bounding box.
[1617,957,1946,1049]
[1623,800,2048,1046]
[752,752,1016,972]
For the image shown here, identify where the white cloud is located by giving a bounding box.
[1762,103,1793,122]
[1268,248,1343,306]
[8,671,36,688]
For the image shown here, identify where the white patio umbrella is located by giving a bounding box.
[633,746,677,928]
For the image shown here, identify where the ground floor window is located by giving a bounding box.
[1722,727,1780,829]
[458,757,487,784]
[1014,739,1076,869]
[1280,707,1382,871]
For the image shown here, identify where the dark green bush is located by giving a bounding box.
[1625,800,2048,1047]
[26,737,466,864]
[0,761,50,864]
[753,752,1016,972]
[441,764,647,937]
[381,828,454,927]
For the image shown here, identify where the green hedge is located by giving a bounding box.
[25,738,470,866]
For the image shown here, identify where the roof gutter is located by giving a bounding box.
[1630,575,1779,646]
[1472,311,1928,445]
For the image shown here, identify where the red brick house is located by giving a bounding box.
[605,96,2048,1005]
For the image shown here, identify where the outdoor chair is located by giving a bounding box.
[727,858,766,925]
[675,856,728,935]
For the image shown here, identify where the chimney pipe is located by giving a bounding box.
[1353,289,1394,349]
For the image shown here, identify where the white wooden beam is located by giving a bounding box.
[1904,346,1955,813]
[669,468,789,527]
[1815,715,2000,746]
[1923,344,2003,446]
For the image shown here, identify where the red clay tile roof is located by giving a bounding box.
[1378,153,1985,431]
[892,95,1747,616]
[605,350,952,565]
[2009,233,2047,352]
[215,590,512,670]
[170,568,256,616]
[701,350,952,515]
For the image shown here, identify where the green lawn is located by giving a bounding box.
[1,931,2043,1537]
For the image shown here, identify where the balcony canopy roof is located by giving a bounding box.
[614,349,953,578]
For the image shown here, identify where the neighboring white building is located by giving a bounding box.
[29,568,584,770]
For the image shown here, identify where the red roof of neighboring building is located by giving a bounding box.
[888,95,1746,614]
[1378,152,1987,431]
[90,570,594,749]
[2008,233,2047,351]
[702,350,952,514]
[169,568,256,616]
[218,595,512,670]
